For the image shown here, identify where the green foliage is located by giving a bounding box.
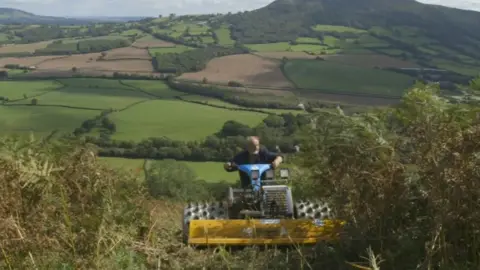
[295,83,480,268]
[145,159,210,201]
[34,38,131,55]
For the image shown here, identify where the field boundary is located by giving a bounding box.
[174,78,404,99]
[2,103,104,111]
[3,79,67,103]
[175,95,274,115]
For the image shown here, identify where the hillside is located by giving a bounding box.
[0,8,100,24]
[1,84,480,269]
[225,0,480,74]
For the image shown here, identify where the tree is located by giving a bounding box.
[72,66,77,72]
[31,98,38,105]
[145,159,209,201]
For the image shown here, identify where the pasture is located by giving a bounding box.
[246,42,291,52]
[214,27,235,46]
[312,24,367,33]
[99,157,237,183]
[178,54,293,87]
[0,106,99,137]
[9,78,152,109]
[148,45,193,56]
[324,54,420,68]
[0,80,62,100]
[283,59,414,96]
[109,99,267,142]
[119,80,184,98]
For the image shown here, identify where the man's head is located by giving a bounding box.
[246,136,260,155]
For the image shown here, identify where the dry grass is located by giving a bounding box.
[103,47,152,60]
[0,55,66,67]
[179,54,294,88]
[36,53,155,72]
[0,41,51,53]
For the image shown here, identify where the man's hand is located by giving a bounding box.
[271,156,283,169]
[224,162,232,170]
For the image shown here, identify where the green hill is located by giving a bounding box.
[224,0,480,75]
[0,8,95,24]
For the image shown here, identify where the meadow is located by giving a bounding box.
[0,80,62,100]
[148,45,194,56]
[109,99,267,142]
[283,59,415,96]
[215,26,235,46]
[0,106,99,136]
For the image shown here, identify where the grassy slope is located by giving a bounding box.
[109,99,266,141]
[0,80,62,100]
[283,59,414,96]
[0,106,99,136]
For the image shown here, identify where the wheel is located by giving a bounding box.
[294,199,333,220]
[182,201,228,245]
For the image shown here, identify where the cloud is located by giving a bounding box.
[417,0,480,11]
[1,0,479,17]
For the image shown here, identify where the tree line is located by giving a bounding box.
[33,38,131,55]
[75,112,310,161]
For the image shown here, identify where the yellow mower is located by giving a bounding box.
[182,164,346,246]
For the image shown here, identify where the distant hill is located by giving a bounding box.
[226,0,480,44]
[223,0,480,75]
[0,8,119,24]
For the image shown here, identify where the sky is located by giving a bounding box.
[1,0,479,17]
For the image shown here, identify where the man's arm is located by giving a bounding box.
[224,152,243,172]
[261,147,284,168]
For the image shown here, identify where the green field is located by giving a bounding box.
[215,27,234,46]
[283,59,414,96]
[183,95,304,115]
[109,99,267,142]
[99,157,237,182]
[296,37,322,44]
[148,45,194,56]
[312,24,367,33]
[0,80,61,100]
[9,78,152,109]
[0,106,98,136]
[246,42,291,52]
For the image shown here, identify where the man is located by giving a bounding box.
[224,136,283,188]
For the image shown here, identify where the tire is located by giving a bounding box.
[294,199,333,220]
[182,201,228,245]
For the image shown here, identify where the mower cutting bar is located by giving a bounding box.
[188,219,346,246]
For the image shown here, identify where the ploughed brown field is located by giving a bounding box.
[254,52,318,60]
[36,53,154,72]
[322,54,421,68]
[0,56,67,67]
[0,41,51,53]
[178,54,294,88]
[103,47,152,60]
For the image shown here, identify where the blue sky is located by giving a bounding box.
[1,0,479,17]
